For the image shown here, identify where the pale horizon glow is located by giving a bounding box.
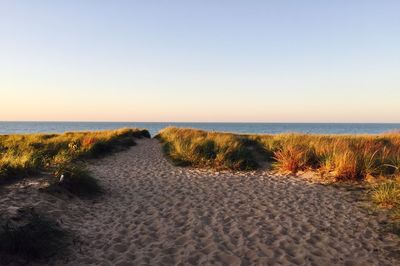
[1,1,400,123]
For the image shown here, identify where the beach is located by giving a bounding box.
[3,1,400,264]
[1,138,398,265]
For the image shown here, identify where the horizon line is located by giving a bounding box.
[1,120,400,124]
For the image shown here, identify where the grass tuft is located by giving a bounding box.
[371,180,400,209]
[54,164,102,197]
[371,178,400,235]
[273,144,309,173]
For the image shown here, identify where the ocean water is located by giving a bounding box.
[0,122,399,137]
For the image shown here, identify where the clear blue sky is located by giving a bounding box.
[1,0,399,122]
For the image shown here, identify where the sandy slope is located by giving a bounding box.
[1,138,399,265]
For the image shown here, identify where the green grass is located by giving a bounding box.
[157,127,258,170]
[158,127,400,234]
[253,133,400,180]
[372,179,400,208]
[0,128,150,261]
[0,128,150,184]
[371,178,400,235]
[158,127,400,181]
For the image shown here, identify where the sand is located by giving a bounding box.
[1,138,399,265]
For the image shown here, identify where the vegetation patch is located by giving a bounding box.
[0,207,68,263]
[157,127,258,170]
[254,133,400,180]
[158,128,400,235]
[0,128,150,184]
[48,164,103,197]
[158,128,400,180]
[372,180,400,209]
[370,178,400,235]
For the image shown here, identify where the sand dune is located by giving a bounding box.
[1,139,399,265]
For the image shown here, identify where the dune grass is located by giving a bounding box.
[0,207,67,262]
[0,128,150,185]
[371,179,400,209]
[158,127,400,181]
[254,133,400,180]
[0,129,149,260]
[158,127,400,233]
[157,127,258,170]
[52,164,102,197]
[371,178,400,235]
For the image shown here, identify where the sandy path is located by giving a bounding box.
[1,139,399,265]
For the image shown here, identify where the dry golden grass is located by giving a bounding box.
[0,128,150,183]
[0,128,150,261]
[157,127,258,170]
[372,180,400,209]
[158,128,400,233]
[158,127,400,181]
[371,177,400,235]
[252,133,400,180]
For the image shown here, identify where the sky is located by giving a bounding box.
[1,0,399,123]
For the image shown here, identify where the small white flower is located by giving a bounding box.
[59,174,64,183]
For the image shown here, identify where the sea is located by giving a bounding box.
[0,122,399,137]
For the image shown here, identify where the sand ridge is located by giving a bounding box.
[1,138,399,265]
